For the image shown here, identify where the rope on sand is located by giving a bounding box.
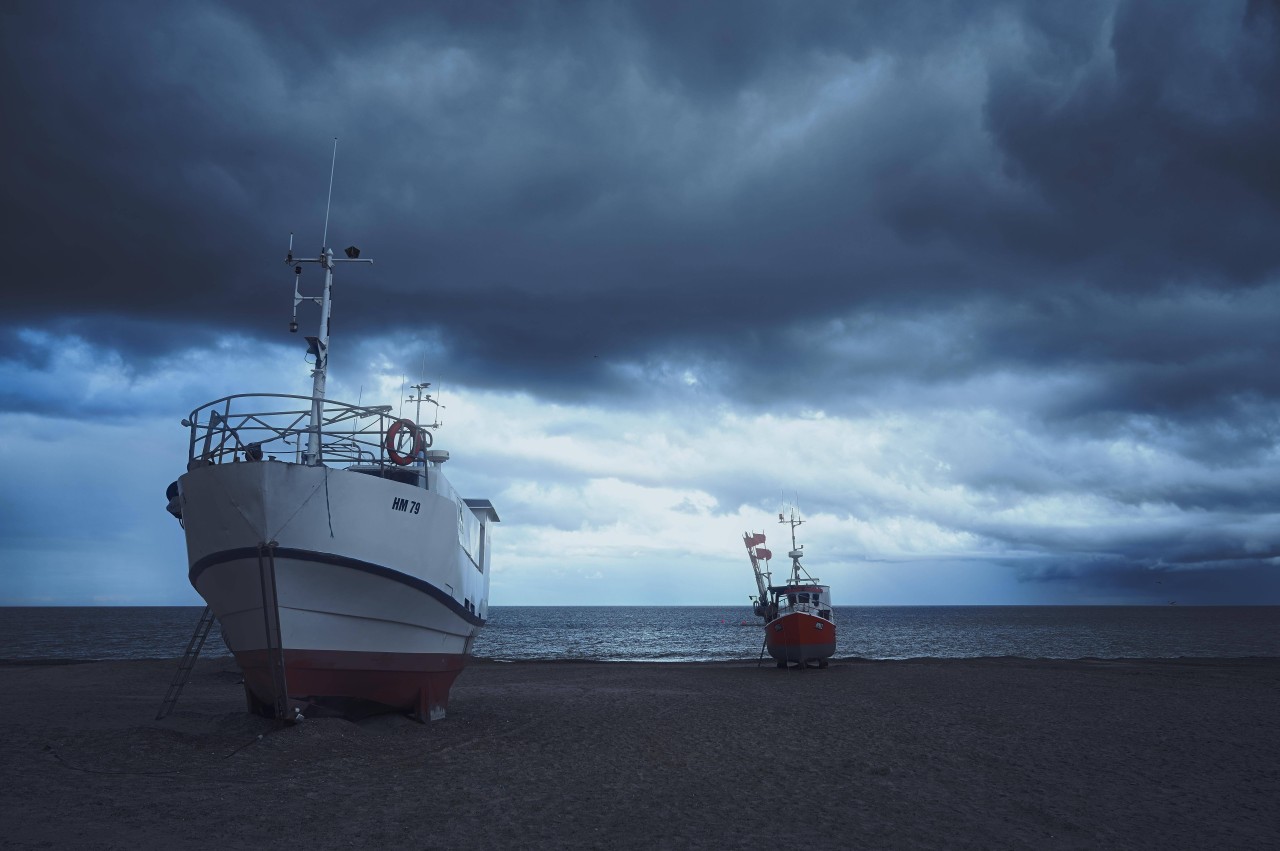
[43,743,182,777]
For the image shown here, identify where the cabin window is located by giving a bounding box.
[457,501,481,568]
[798,593,810,605]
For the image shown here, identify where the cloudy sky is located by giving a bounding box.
[2,0,1279,606]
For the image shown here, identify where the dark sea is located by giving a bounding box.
[1,606,1277,662]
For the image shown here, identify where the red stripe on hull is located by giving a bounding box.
[765,612,836,663]
[236,648,466,721]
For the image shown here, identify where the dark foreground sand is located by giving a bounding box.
[1,657,1276,850]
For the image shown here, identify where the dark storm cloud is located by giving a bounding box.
[4,0,1278,410]
[983,0,1280,287]
[3,0,1279,602]
[1014,557,1280,605]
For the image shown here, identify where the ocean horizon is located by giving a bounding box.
[2,604,1277,663]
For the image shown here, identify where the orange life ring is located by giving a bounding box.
[385,418,424,465]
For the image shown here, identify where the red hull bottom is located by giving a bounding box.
[236,648,467,722]
[765,612,836,664]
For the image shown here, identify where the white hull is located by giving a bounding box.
[177,459,494,718]
[192,551,477,656]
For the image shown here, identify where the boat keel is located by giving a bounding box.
[236,647,466,722]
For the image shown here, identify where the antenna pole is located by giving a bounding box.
[780,504,804,582]
[322,137,338,250]
[286,137,373,465]
[308,137,339,465]
[304,247,334,464]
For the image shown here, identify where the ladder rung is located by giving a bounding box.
[156,606,216,720]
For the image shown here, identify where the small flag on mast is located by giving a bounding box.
[745,532,766,548]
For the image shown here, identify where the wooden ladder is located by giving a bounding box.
[155,605,217,720]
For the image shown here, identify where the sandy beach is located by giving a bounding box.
[1,656,1275,850]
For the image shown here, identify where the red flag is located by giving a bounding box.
[744,532,766,548]
[755,548,772,560]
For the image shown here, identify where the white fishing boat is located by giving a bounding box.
[165,152,497,721]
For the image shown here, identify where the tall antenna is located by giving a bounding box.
[322,137,338,249]
[283,137,373,465]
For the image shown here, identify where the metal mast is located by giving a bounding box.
[288,138,373,465]
[745,534,771,601]
[781,506,806,583]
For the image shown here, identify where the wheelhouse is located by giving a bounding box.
[769,583,833,622]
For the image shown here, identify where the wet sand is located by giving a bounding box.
[1,656,1276,849]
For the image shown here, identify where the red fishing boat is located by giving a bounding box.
[744,509,835,668]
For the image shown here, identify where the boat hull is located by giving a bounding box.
[765,611,836,663]
[236,648,464,722]
[177,459,492,720]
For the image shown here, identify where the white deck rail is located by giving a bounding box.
[184,392,407,468]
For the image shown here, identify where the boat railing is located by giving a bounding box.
[184,393,402,468]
